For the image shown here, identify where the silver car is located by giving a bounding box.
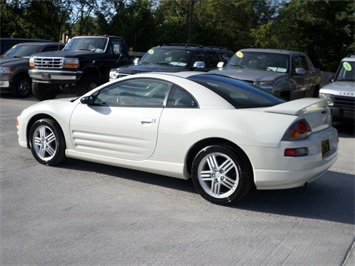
[319,55,355,123]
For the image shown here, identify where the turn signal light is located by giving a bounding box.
[282,119,311,141]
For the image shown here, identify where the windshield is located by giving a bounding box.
[227,51,289,73]
[63,37,108,53]
[140,48,191,67]
[335,60,355,82]
[3,44,43,58]
[188,74,284,108]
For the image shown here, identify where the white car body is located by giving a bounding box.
[17,72,338,204]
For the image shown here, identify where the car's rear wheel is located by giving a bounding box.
[191,145,253,205]
[12,74,31,98]
[32,82,59,101]
[29,118,66,166]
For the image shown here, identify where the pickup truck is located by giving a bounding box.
[0,42,64,97]
[29,35,138,100]
[319,55,355,123]
[210,48,322,101]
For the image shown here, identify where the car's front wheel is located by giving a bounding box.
[29,118,66,166]
[191,145,253,205]
[12,74,31,98]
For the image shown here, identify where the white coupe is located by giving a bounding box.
[17,72,338,204]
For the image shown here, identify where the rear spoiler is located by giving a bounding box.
[264,98,327,116]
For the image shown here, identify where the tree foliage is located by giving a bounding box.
[0,0,353,71]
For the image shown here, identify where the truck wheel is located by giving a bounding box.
[11,74,31,98]
[191,145,253,205]
[32,83,59,101]
[76,76,99,96]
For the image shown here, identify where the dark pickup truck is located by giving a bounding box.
[29,35,139,100]
[210,48,322,101]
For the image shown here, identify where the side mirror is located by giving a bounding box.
[80,95,95,105]
[295,67,306,75]
[133,58,139,65]
[193,61,206,69]
[217,61,224,68]
[113,44,122,55]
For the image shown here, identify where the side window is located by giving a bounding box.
[167,85,198,108]
[193,51,206,63]
[93,78,171,107]
[206,51,220,67]
[292,55,300,73]
[110,38,127,55]
[298,55,309,71]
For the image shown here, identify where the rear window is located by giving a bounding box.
[188,74,284,108]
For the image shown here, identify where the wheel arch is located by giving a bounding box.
[26,114,66,149]
[185,137,253,178]
[81,65,101,80]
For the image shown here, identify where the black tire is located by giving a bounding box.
[32,82,59,101]
[29,118,66,166]
[191,145,253,205]
[11,74,31,98]
[76,75,99,96]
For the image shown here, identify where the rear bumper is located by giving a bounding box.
[250,127,338,189]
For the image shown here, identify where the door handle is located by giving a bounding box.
[140,118,156,124]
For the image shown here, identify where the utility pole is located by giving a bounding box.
[187,0,194,44]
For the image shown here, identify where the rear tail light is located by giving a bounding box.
[284,147,309,157]
[282,118,311,141]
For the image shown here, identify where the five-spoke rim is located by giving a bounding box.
[32,125,57,161]
[197,152,239,198]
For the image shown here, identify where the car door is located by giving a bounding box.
[69,78,171,161]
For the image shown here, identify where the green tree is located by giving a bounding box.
[252,0,354,71]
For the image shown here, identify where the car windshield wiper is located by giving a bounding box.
[156,62,171,66]
[229,63,245,69]
[140,61,153,65]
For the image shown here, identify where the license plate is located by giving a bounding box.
[321,139,330,156]
[42,73,51,80]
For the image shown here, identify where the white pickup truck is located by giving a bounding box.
[319,55,355,123]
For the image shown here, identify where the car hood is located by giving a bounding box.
[210,68,286,81]
[31,50,108,58]
[319,81,355,97]
[114,64,186,74]
[0,57,28,66]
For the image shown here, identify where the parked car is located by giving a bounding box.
[319,55,355,123]
[28,35,142,100]
[0,38,52,55]
[0,42,64,97]
[109,44,233,81]
[17,72,338,205]
[210,48,322,101]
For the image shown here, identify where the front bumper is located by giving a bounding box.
[330,106,355,122]
[29,69,83,84]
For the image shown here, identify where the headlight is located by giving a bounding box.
[255,80,274,90]
[63,58,79,68]
[0,66,11,73]
[29,57,34,67]
[319,93,334,106]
